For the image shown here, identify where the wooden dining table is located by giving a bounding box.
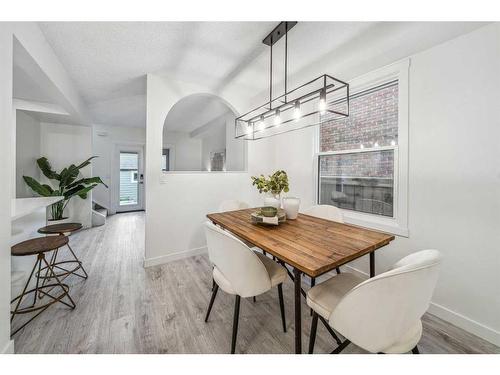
[206,208,395,354]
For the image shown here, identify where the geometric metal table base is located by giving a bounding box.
[11,252,76,337]
[37,239,88,300]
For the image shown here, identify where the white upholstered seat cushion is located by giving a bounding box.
[306,273,364,320]
[212,252,287,296]
[255,252,287,287]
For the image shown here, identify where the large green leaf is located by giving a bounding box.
[23,176,53,197]
[75,156,98,170]
[59,165,80,188]
[63,184,97,200]
[67,176,108,189]
[77,184,98,199]
[36,157,60,180]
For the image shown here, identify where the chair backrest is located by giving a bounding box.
[204,221,271,297]
[330,249,442,353]
[218,200,250,212]
[302,204,344,223]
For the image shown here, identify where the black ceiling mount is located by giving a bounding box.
[262,21,297,46]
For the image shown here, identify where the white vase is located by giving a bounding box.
[264,194,281,209]
[283,197,300,219]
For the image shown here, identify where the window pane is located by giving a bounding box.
[320,82,398,152]
[120,152,138,170]
[319,150,394,217]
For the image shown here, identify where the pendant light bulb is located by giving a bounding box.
[319,89,327,114]
[258,115,265,131]
[274,109,281,126]
[294,101,301,120]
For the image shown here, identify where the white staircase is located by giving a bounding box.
[92,201,108,227]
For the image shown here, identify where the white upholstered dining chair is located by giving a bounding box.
[307,249,442,354]
[204,221,288,354]
[302,204,344,223]
[218,200,250,212]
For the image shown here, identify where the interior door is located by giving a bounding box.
[116,146,144,212]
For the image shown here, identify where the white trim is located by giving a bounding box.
[427,302,500,347]
[314,59,410,237]
[13,98,69,116]
[1,339,14,354]
[318,145,396,156]
[143,246,208,268]
[342,263,500,347]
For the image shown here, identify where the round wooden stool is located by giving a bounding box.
[11,236,76,336]
[37,222,88,284]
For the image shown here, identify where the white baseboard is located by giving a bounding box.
[342,264,500,347]
[427,302,500,347]
[1,339,14,354]
[143,246,207,268]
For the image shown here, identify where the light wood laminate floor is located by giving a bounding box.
[13,212,500,354]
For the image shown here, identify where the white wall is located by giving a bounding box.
[200,122,225,171]
[162,130,202,171]
[15,110,41,198]
[92,124,146,212]
[225,113,247,172]
[0,24,14,354]
[263,24,500,345]
[40,123,93,227]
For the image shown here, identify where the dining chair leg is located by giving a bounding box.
[318,315,342,345]
[331,339,350,354]
[231,295,241,354]
[336,267,341,274]
[277,283,286,333]
[204,284,219,322]
[411,345,420,354]
[308,311,318,354]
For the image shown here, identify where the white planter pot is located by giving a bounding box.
[47,217,71,225]
[283,197,300,219]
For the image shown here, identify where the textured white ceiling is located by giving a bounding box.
[38,21,488,128]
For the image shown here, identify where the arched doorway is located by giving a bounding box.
[162,93,245,172]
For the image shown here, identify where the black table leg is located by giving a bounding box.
[293,267,302,354]
[370,252,375,278]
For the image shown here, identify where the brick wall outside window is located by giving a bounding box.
[321,83,398,155]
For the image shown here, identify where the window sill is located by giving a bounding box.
[342,210,408,237]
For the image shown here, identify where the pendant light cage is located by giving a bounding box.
[235,74,349,140]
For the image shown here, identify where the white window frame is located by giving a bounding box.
[314,59,410,237]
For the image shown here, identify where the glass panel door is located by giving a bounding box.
[119,152,139,207]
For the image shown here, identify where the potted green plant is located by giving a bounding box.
[251,170,290,208]
[23,156,108,223]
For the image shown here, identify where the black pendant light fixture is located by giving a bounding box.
[235,22,350,140]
